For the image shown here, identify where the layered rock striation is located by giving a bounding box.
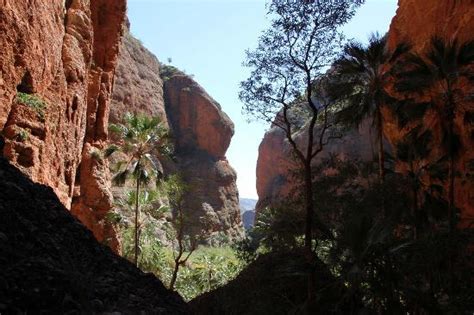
[110,30,243,242]
[0,0,126,250]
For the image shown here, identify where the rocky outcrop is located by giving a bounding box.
[385,0,474,226]
[256,120,375,210]
[164,75,233,158]
[110,31,243,242]
[0,157,189,313]
[0,0,126,251]
[111,31,167,125]
[190,250,359,314]
[163,75,242,241]
[239,198,257,229]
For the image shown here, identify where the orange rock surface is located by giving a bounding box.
[256,119,375,210]
[385,0,474,226]
[110,31,243,242]
[0,0,126,251]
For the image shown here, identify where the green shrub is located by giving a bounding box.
[16,128,29,142]
[16,92,46,120]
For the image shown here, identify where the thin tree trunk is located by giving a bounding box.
[170,201,185,290]
[134,177,140,267]
[169,256,181,290]
[303,160,316,313]
[304,161,314,250]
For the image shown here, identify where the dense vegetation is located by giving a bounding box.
[235,0,474,313]
[236,157,473,313]
[106,113,244,301]
[106,1,473,313]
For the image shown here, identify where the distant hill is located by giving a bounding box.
[239,198,257,230]
[239,198,257,214]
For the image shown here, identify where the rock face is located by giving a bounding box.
[0,158,189,314]
[385,0,474,226]
[0,0,126,251]
[256,0,474,225]
[110,31,243,242]
[164,75,242,241]
[239,198,257,229]
[256,120,375,210]
[111,31,167,125]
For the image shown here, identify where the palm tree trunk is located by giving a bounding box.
[376,108,385,182]
[413,185,419,240]
[134,177,140,267]
[376,107,386,221]
[448,121,455,233]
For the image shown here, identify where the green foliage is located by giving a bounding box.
[108,112,170,266]
[16,92,46,120]
[169,246,244,301]
[159,64,182,82]
[15,128,29,142]
[244,156,473,313]
[108,113,169,187]
[90,148,103,161]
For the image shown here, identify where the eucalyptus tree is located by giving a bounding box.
[239,0,364,307]
[396,36,474,231]
[106,113,169,267]
[162,174,197,291]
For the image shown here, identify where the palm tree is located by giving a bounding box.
[333,33,410,182]
[114,189,167,267]
[106,113,169,266]
[395,127,433,239]
[395,36,474,231]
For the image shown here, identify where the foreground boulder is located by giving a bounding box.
[0,158,189,314]
[190,250,359,314]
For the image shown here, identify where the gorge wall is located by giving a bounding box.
[256,119,375,210]
[0,0,126,250]
[256,0,474,226]
[111,30,243,242]
[384,0,474,226]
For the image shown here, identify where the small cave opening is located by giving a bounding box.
[65,0,73,10]
[16,71,34,94]
[74,162,81,186]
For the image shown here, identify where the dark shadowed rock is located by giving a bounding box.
[0,158,189,314]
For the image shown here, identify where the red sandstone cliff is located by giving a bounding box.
[385,0,474,226]
[0,0,126,251]
[110,31,243,242]
[256,1,474,222]
[256,118,375,210]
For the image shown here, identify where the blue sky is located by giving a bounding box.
[127,0,398,199]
